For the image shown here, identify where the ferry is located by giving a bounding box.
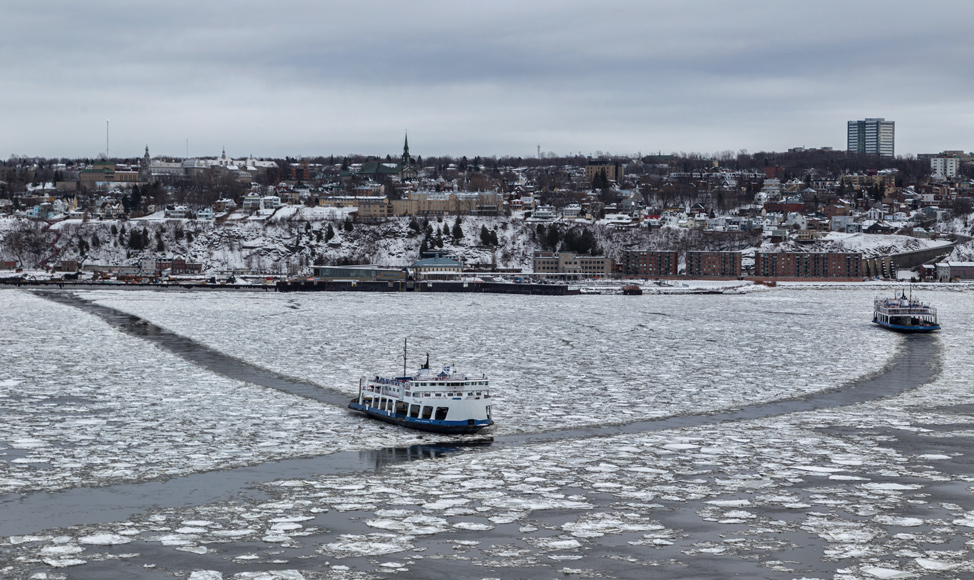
[873,292,940,333]
[348,343,493,434]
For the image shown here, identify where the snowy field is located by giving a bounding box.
[3,285,974,579]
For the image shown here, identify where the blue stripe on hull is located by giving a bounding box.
[873,319,940,333]
[348,402,493,434]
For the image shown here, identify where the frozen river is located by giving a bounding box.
[2,285,974,579]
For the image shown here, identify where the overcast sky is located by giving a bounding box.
[3,1,973,160]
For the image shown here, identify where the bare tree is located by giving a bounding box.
[1,219,50,267]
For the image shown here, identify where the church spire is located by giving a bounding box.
[400,132,417,181]
[401,132,412,168]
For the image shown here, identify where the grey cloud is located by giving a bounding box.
[2,0,973,158]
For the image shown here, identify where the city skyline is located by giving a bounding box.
[2,1,973,159]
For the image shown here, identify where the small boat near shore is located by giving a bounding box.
[348,342,494,434]
[873,292,940,333]
[621,284,643,295]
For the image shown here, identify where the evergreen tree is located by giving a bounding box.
[488,229,498,246]
[408,218,421,233]
[452,220,463,240]
[91,233,100,248]
[544,225,560,250]
[157,237,165,252]
[127,231,143,250]
[325,223,335,242]
[480,224,490,245]
[344,217,354,232]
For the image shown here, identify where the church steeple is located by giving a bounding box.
[400,132,417,181]
[141,145,150,174]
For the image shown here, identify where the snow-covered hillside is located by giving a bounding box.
[0,210,958,274]
[0,211,543,273]
[757,231,953,258]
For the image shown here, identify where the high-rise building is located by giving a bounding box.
[847,118,895,157]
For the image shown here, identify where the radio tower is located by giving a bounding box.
[537,144,541,159]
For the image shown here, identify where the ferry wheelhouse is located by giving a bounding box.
[349,350,493,434]
[873,293,940,333]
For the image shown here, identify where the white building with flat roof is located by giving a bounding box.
[931,157,959,179]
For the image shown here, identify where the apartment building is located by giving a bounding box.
[685,251,742,278]
[754,252,863,279]
[620,250,679,277]
[847,118,895,157]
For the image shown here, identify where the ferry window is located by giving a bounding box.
[409,404,420,418]
[486,405,491,419]
[435,407,449,421]
[421,406,433,420]
[395,402,409,415]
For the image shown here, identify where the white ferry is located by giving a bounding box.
[348,345,493,434]
[873,292,940,333]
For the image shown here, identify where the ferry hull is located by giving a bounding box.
[873,319,940,333]
[349,402,493,434]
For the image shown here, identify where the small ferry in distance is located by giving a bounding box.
[873,292,940,333]
[348,342,493,434]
